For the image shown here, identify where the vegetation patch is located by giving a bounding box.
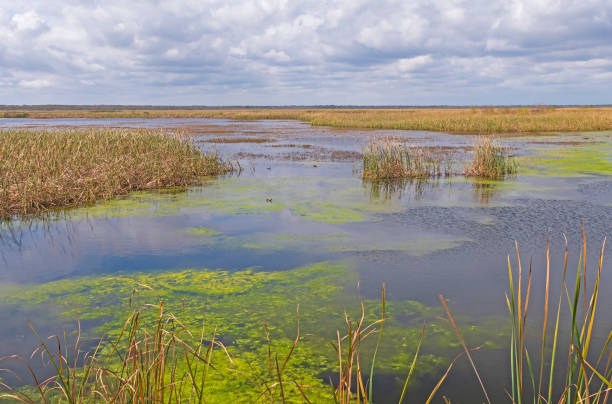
[362,139,454,180]
[66,177,403,224]
[184,226,221,236]
[5,107,612,134]
[519,143,612,177]
[464,136,518,178]
[0,261,504,402]
[0,129,234,219]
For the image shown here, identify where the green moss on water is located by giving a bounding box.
[519,143,612,177]
[327,236,470,255]
[0,261,506,401]
[184,226,220,236]
[68,177,403,224]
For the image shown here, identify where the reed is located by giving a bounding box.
[464,136,518,178]
[362,139,453,180]
[0,129,234,219]
[4,107,612,134]
[505,230,611,404]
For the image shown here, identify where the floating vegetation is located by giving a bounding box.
[184,226,220,236]
[0,261,501,402]
[2,234,608,402]
[66,177,403,224]
[362,139,454,180]
[0,129,234,219]
[519,143,612,177]
[464,136,518,178]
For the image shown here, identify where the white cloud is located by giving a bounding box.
[264,49,291,62]
[18,79,52,88]
[11,11,45,32]
[0,0,610,105]
[396,55,433,73]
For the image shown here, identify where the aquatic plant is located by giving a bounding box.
[362,138,454,180]
[4,107,612,134]
[464,136,518,178]
[0,129,234,219]
[0,286,448,403]
[505,230,611,404]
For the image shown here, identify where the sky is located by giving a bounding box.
[1,0,611,106]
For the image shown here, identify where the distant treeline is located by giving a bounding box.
[1,104,609,111]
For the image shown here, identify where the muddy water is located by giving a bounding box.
[1,118,611,403]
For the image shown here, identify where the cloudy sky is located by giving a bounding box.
[1,0,611,105]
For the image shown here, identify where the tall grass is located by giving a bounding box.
[362,139,453,180]
[0,129,234,219]
[4,107,612,134]
[505,230,611,404]
[464,136,518,178]
[362,136,517,180]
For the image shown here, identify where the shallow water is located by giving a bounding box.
[1,118,611,402]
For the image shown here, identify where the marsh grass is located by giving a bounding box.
[464,137,518,178]
[362,139,454,180]
[505,230,612,404]
[0,129,234,219]
[5,107,612,134]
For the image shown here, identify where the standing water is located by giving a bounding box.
[1,118,611,402]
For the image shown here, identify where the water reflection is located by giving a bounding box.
[470,180,501,205]
[364,178,440,201]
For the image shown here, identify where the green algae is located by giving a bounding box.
[519,142,612,177]
[327,236,470,255]
[184,226,220,236]
[275,233,350,242]
[0,261,506,401]
[474,215,496,225]
[242,231,468,256]
[66,177,404,224]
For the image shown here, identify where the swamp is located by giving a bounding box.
[0,114,611,403]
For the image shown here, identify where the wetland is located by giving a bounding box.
[1,117,611,403]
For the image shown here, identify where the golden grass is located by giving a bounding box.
[4,107,612,133]
[464,137,518,178]
[362,139,453,180]
[0,129,233,219]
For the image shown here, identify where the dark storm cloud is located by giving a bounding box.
[0,0,611,104]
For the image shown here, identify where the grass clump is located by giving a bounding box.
[362,139,453,180]
[464,137,518,178]
[0,129,234,219]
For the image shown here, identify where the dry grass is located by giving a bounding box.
[4,107,612,133]
[464,137,518,178]
[362,139,453,180]
[0,129,234,219]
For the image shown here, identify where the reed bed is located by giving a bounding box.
[464,136,518,178]
[361,136,517,180]
[0,129,234,219]
[4,107,612,134]
[362,139,453,180]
